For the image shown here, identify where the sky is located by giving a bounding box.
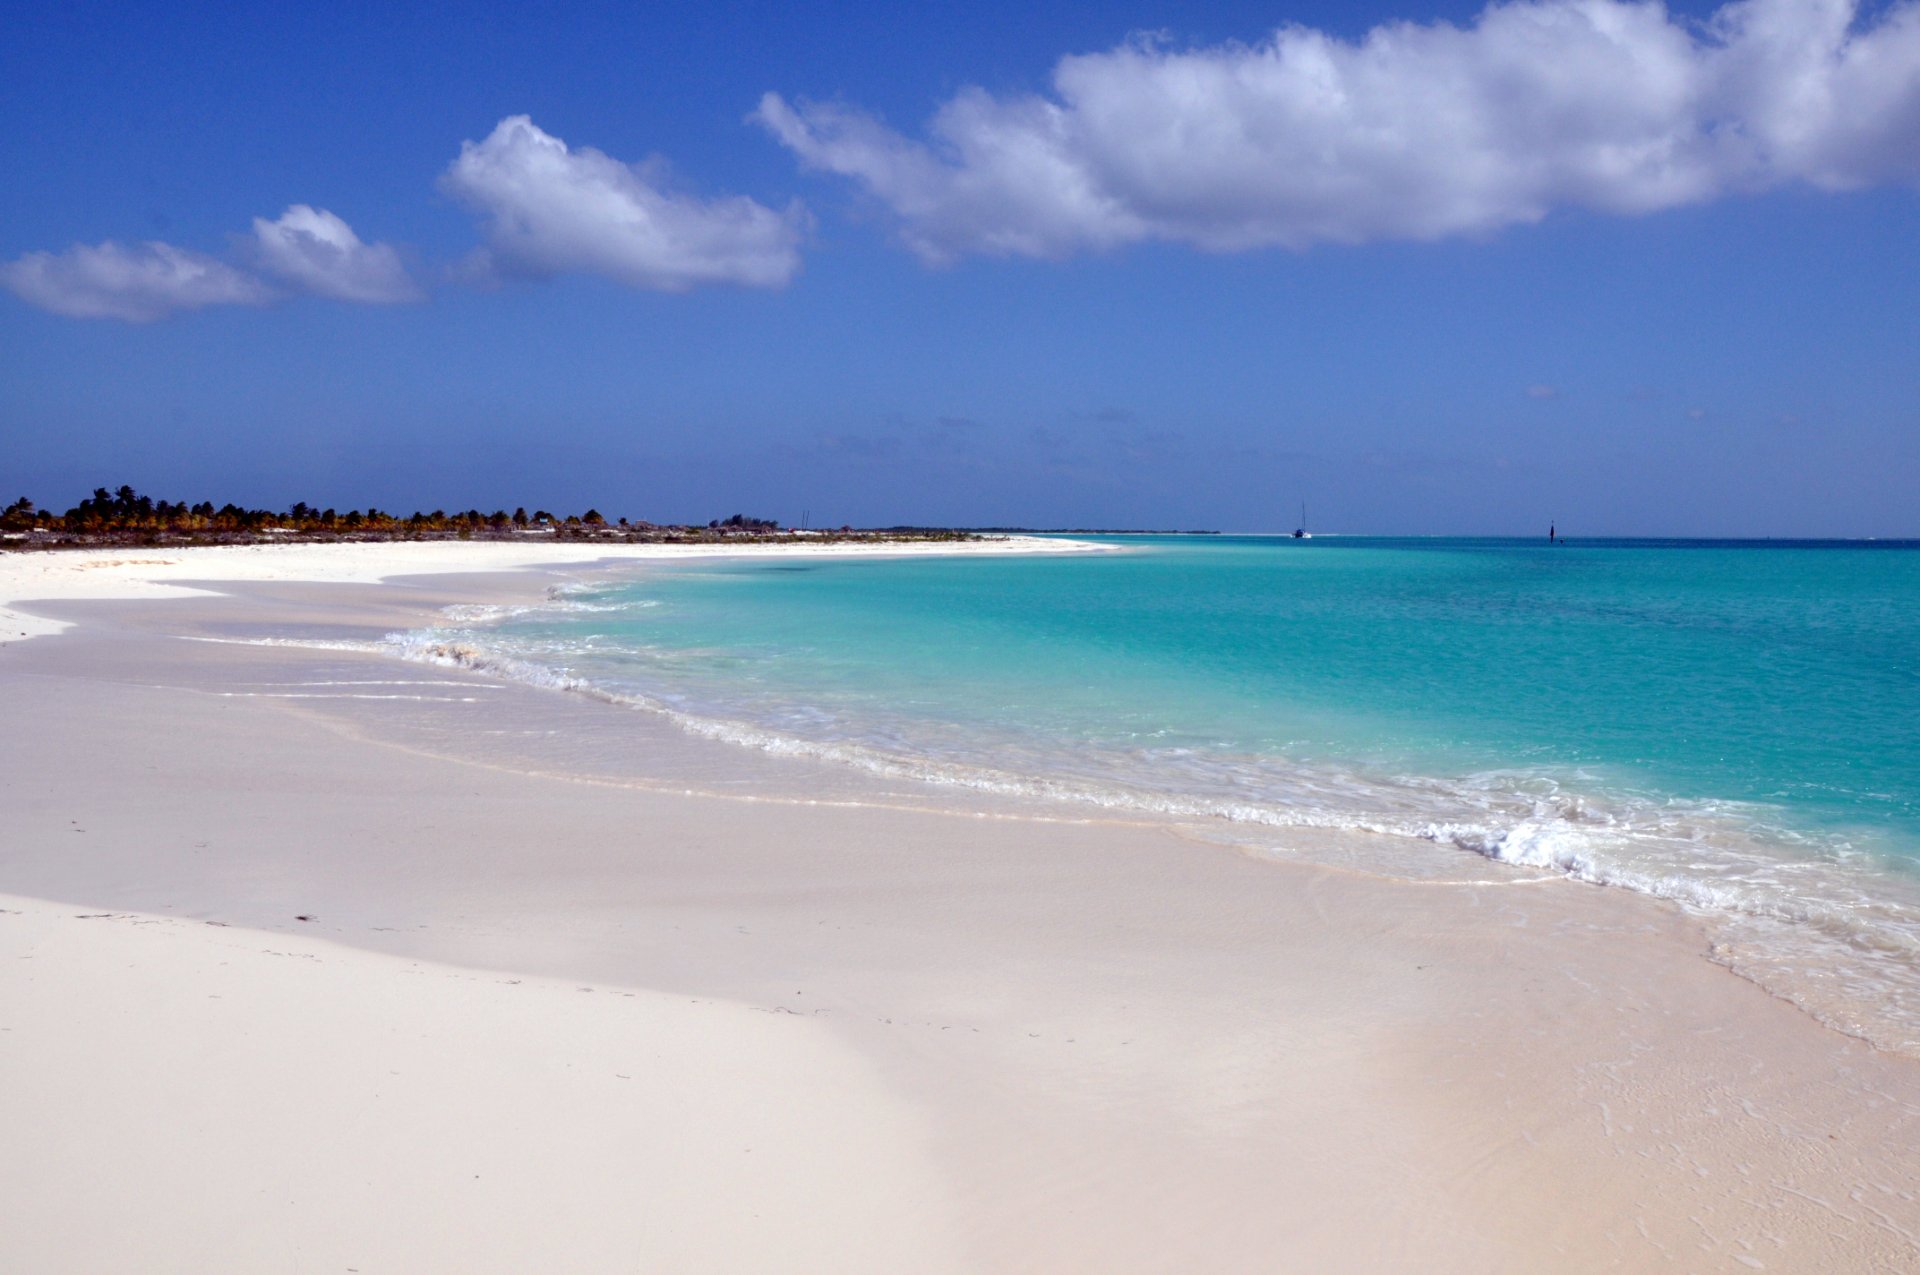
[2,0,1917,535]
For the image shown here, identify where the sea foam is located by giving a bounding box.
[372,540,1920,1055]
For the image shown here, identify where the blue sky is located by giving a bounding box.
[3,0,1917,534]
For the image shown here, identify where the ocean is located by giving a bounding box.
[397,535,1920,1051]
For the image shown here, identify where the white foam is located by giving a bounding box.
[211,691,486,702]
[179,635,391,653]
[379,626,1920,1056]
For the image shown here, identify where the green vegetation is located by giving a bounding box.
[0,487,976,549]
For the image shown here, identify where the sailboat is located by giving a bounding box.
[1292,503,1311,540]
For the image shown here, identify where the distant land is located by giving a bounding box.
[935,527,1221,536]
[1,487,977,550]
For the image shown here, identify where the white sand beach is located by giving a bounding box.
[0,534,1105,644]
[3,541,1919,1273]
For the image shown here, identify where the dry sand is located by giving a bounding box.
[2,543,1918,1273]
[0,533,1104,644]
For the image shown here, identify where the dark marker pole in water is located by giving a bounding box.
[1549,522,1557,544]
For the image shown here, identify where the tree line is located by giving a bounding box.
[0,486,959,546]
[0,486,622,536]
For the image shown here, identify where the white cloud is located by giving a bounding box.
[0,240,273,323]
[4,206,417,321]
[1527,384,1561,399]
[248,205,421,303]
[755,0,1920,262]
[442,115,807,291]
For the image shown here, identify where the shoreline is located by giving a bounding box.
[4,544,1920,1270]
[380,551,1920,1061]
[0,533,1109,644]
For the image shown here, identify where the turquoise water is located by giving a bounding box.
[405,536,1920,1048]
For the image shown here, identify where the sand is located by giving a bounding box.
[2,543,1918,1273]
[0,533,1104,643]
[0,893,963,1275]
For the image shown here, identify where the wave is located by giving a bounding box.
[180,635,393,652]
[380,625,1920,1055]
[438,594,660,625]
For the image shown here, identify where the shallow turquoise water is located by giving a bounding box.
[494,537,1920,844]
[407,536,1920,1048]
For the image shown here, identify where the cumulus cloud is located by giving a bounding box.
[3,207,417,321]
[248,205,421,303]
[754,0,1920,262]
[0,240,273,323]
[442,115,807,291]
